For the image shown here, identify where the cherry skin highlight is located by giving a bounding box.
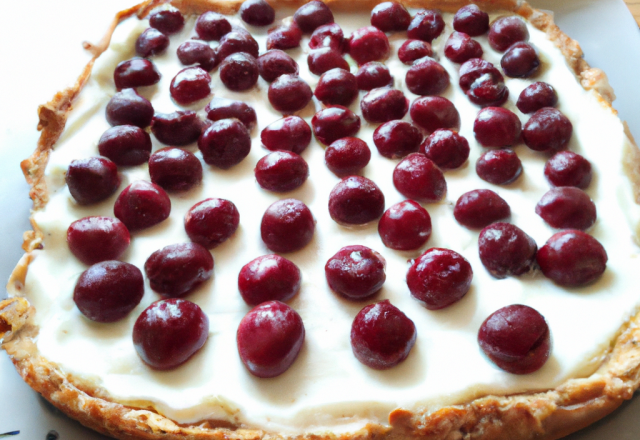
[535,187,596,230]
[478,222,537,278]
[67,217,130,265]
[476,149,522,185]
[205,98,257,130]
[488,16,529,52]
[325,245,386,300]
[544,151,592,189]
[239,255,301,306]
[522,107,573,152]
[459,58,509,107]
[66,157,120,205]
[170,67,212,105]
[444,31,483,64]
[261,116,312,154]
[267,21,302,50]
[453,5,489,36]
[185,198,240,249]
[378,200,432,251]
[307,48,349,75]
[135,28,169,58]
[454,189,511,229]
[398,40,433,65]
[114,181,171,231]
[328,176,385,225]
[393,154,446,203]
[261,199,315,253]
[294,0,334,33]
[501,42,540,78]
[407,10,445,43]
[255,151,309,192]
[348,26,390,65]
[114,58,160,90]
[371,2,411,32]
[309,23,344,51]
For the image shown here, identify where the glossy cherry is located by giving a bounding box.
[407,10,445,43]
[501,42,540,78]
[459,59,508,107]
[329,176,385,225]
[371,2,411,31]
[98,125,152,167]
[257,50,299,82]
[454,189,511,229]
[544,151,592,189]
[255,151,309,192]
[113,58,160,89]
[205,98,257,130]
[398,40,433,65]
[405,57,449,96]
[478,222,537,278]
[240,0,275,26]
[145,243,213,297]
[314,68,358,106]
[106,88,154,128]
[474,107,521,147]
[355,62,392,90]
[268,74,313,113]
[149,10,184,35]
[522,107,573,152]
[267,21,302,50]
[489,15,529,51]
[149,147,202,192]
[393,153,446,203]
[66,157,120,205]
[420,129,469,170]
[360,88,408,123]
[185,198,240,248]
[325,245,386,300]
[135,28,169,57]
[67,217,130,265]
[325,137,371,175]
[217,31,260,60]
[348,26,390,65]
[198,119,251,169]
[373,120,422,159]
[239,255,301,305]
[261,199,315,253]
[309,23,344,51]
[410,96,460,134]
[312,106,361,145]
[219,52,259,91]
[476,149,522,185]
[453,5,489,36]
[170,67,211,105]
[307,48,349,75]
[378,200,432,251]
[517,82,558,114]
[535,187,596,230]
[114,181,171,231]
[151,110,203,146]
[294,0,334,33]
[195,11,231,40]
[444,31,483,64]
[261,116,312,154]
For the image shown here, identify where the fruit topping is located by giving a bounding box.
[517,82,558,114]
[474,107,521,148]
[66,157,120,205]
[106,88,154,128]
[257,50,299,82]
[405,57,449,96]
[170,67,212,105]
[255,151,309,192]
[325,137,371,175]
[135,28,169,58]
[476,149,522,185]
[98,125,152,167]
[410,96,460,134]
[371,2,411,32]
[328,176,385,225]
[393,153,446,203]
[459,58,509,107]
[219,52,259,91]
[239,255,301,305]
[453,5,489,36]
[522,108,573,152]
[198,119,251,169]
[535,187,596,230]
[151,110,203,145]
[407,10,445,43]
[444,31,483,64]
[309,23,344,51]
[420,129,470,170]
[398,40,433,65]
[348,26,390,65]
[314,68,358,106]
[355,62,392,90]
[307,48,350,75]
[454,189,511,229]
[294,1,334,33]
[478,222,537,278]
[268,74,313,113]
[267,21,302,50]
[379,200,432,251]
[261,199,315,253]
[145,243,214,297]
[544,151,592,189]
[114,58,160,89]
[501,42,540,78]
[67,217,130,265]
[195,11,232,40]
[217,31,260,60]
[240,0,275,26]
[360,88,409,123]
[205,98,257,130]
[373,120,422,159]
[325,245,386,300]
[148,147,203,192]
[185,198,240,249]
[114,181,171,231]
[312,106,361,145]
[488,16,529,52]
[149,10,184,35]
[261,116,312,154]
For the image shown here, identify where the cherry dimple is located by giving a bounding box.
[454,189,511,229]
[378,200,432,251]
[325,245,386,300]
[239,255,301,306]
[405,57,450,96]
[329,176,385,225]
[407,10,445,43]
[478,222,537,278]
[371,2,411,32]
[361,88,409,124]
[185,198,240,249]
[261,116,312,154]
[325,137,371,176]
[476,149,522,185]
[219,53,259,92]
[373,120,422,159]
[205,98,257,130]
[544,151,592,189]
[198,119,251,169]
[398,40,433,65]
[410,96,460,134]
[420,129,469,170]
[393,153,446,203]
[268,74,313,113]
[106,88,154,128]
[257,50,299,82]
[535,187,596,230]
[67,217,130,265]
[98,125,152,167]
[314,68,358,106]
[66,157,120,205]
[151,110,203,146]
[261,199,315,253]
[114,181,171,231]
[114,58,160,90]
[355,62,392,90]
[135,28,169,58]
[149,147,202,192]
[312,106,361,145]
[145,243,214,297]
[255,151,309,192]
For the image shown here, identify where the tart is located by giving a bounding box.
[3,0,640,439]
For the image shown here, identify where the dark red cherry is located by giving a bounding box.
[145,243,213,297]
[177,41,219,71]
[393,153,446,203]
[294,0,334,33]
[476,149,522,185]
[517,82,558,114]
[407,9,444,42]
[217,31,260,60]
[114,181,171,231]
[373,120,422,159]
[314,68,358,106]
[261,116,311,154]
[98,125,151,167]
[219,52,259,91]
[420,129,469,170]
[198,119,251,169]
[355,62,392,90]
[454,189,510,229]
[325,245,385,300]
[444,31,483,64]
[66,157,120,205]
[538,230,607,287]
[544,151,592,189]
[325,137,371,176]
[114,58,160,89]
[397,40,433,65]
[237,301,305,378]
[267,21,302,50]
[478,304,550,374]
[407,248,473,309]
[405,57,449,96]
[106,88,154,128]
[195,12,231,40]
[348,26,390,65]
[261,199,315,253]
[351,300,416,370]
[74,261,143,323]
[67,217,130,265]
[255,151,309,192]
[522,108,573,152]
[149,147,202,192]
[257,50,299,82]
[151,110,203,146]
[360,88,408,123]
[240,0,275,26]
[239,255,301,305]
[185,198,240,249]
[501,42,540,78]
[489,16,529,52]
[309,23,344,51]
[474,107,521,147]
[133,298,209,370]
[149,10,184,34]
[307,48,349,75]
[170,67,211,105]
[453,5,489,36]
[478,222,537,278]
[378,200,432,251]
[268,74,313,113]
[329,176,385,225]
[371,2,411,32]
[205,98,257,130]
[459,58,509,107]
[135,28,169,57]
[535,187,596,230]
[410,96,460,134]
[312,106,361,145]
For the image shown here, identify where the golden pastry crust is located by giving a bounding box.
[3,1,640,439]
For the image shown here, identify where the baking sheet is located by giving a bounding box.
[1,0,639,438]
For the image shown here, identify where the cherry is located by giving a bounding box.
[205,98,257,130]
[268,74,313,113]
[393,154,446,203]
[148,147,202,192]
[135,28,169,57]
[237,300,305,378]
[67,217,130,265]
[325,137,371,175]
[407,248,473,310]
[489,16,529,52]
[444,31,483,64]
[420,129,469,170]
[517,82,558,114]
[133,298,209,370]
[195,12,231,40]
[453,5,489,36]
[170,67,211,105]
[355,62,392,90]
[145,243,213,297]
[98,125,152,167]
[407,10,445,43]
[474,107,521,147]
[307,48,350,75]
[459,58,509,107]
[398,40,433,65]
[219,52,259,91]
[267,21,302,50]
[454,189,510,229]
[329,176,385,225]
[314,68,358,106]
[66,157,120,205]
[522,108,573,152]
[410,96,460,134]
[240,0,275,26]
[184,198,239,248]
[538,230,607,286]
[106,88,153,129]
[501,42,540,78]
[257,50,299,82]
[351,300,416,370]
[312,106,361,145]
[261,199,315,253]
[261,116,311,154]
[255,151,309,192]
[405,57,449,96]
[325,245,386,300]
[378,200,432,251]
[177,41,220,71]
[348,26,390,65]
[371,2,411,32]
[114,58,161,89]
[309,23,344,51]
[114,181,171,231]
[151,110,203,146]
[149,10,184,35]
[478,222,537,278]
[478,304,550,374]
[294,1,334,33]
[373,120,422,159]
[536,187,596,230]
[217,31,260,60]
[74,261,143,323]
[198,119,251,169]
[360,88,409,123]
[239,255,301,305]
[476,149,522,185]
[544,151,592,189]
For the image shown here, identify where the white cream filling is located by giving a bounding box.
[21,6,640,434]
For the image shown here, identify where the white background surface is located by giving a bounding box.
[1,0,640,438]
